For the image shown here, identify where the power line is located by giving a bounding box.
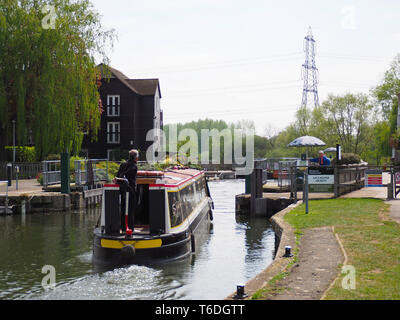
[164,104,300,118]
[134,52,303,75]
[166,81,302,97]
[163,80,373,99]
[318,53,390,62]
[133,52,391,76]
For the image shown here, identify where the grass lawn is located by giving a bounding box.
[284,198,400,300]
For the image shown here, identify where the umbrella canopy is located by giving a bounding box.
[288,136,326,147]
[324,147,337,153]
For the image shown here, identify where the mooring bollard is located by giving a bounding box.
[284,246,293,257]
[234,284,248,299]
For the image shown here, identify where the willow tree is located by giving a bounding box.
[0,0,115,160]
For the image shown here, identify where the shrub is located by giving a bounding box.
[45,154,61,161]
[36,172,43,185]
[332,153,361,165]
[5,146,36,162]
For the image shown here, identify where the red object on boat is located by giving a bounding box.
[125,215,132,236]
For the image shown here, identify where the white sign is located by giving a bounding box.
[309,175,334,185]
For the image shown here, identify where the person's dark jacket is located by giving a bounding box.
[116,159,138,192]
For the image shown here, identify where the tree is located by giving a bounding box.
[321,93,373,156]
[372,54,400,159]
[0,0,115,160]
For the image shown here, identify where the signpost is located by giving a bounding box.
[336,144,342,162]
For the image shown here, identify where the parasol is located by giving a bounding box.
[287,136,326,214]
[324,147,337,153]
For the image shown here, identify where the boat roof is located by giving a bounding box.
[150,168,203,188]
[104,168,203,189]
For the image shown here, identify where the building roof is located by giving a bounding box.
[126,79,160,96]
[98,64,161,98]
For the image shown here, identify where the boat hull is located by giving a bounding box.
[92,202,212,269]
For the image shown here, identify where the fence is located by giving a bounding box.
[0,162,41,180]
[75,159,109,187]
[278,160,297,188]
[287,164,374,199]
[42,161,61,187]
[334,165,368,197]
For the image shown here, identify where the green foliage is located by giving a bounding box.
[0,0,116,161]
[36,172,43,185]
[164,118,263,164]
[284,198,384,233]
[4,146,36,162]
[45,154,61,160]
[331,153,361,165]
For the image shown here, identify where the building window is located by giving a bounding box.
[107,95,120,117]
[107,122,120,144]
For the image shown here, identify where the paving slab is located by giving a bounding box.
[0,179,43,196]
[384,200,400,224]
[340,187,388,199]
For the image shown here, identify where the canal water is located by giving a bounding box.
[0,180,275,300]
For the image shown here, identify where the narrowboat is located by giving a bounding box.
[92,167,214,268]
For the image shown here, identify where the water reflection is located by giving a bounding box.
[0,180,275,300]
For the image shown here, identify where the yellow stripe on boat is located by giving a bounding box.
[101,238,162,249]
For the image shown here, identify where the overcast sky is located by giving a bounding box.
[93,0,400,135]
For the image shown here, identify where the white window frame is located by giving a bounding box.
[107,122,120,144]
[107,95,120,117]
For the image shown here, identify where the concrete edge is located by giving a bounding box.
[225,201,302,300]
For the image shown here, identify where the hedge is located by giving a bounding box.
[4,146,36,162]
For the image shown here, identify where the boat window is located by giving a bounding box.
[179,185,191,220]
[168,191,183,228]
[195,179,201,203]
[195,177,206,201]
[169,176,207,228]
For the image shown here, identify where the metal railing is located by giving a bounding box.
[278,160,297,188]
[42,160,61,187]
[75,159,109,187]
[0,162,41,180]
[42,159,109,188]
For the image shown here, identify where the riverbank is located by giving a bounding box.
[245,197,400,300]
[0,179,102,214]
